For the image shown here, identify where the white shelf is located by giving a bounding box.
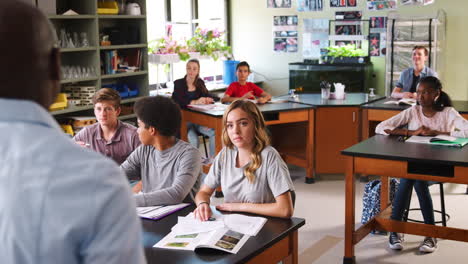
[329,35,366,41]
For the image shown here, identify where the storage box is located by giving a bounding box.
[98,1,118,15]
[49,93,68,111]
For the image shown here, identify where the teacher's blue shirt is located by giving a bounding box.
[0,99,145,264]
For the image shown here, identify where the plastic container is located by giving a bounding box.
[49,93,68,111]
[98,1,119,15]
[223,60,240,85]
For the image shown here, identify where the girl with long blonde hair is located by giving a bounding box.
[194,100,294,220]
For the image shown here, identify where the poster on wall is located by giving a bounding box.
[297,0,324,11]
[369,33,381,56]
[335,11,362,20]
[366,0,397,10]
[267,0,292,8]
[330,0,357,7]
[400,0,434,5]
[369,16,387,57]
[273,16,298,52]
[302,19,329,58]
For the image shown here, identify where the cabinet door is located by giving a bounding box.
[315,107,360,174]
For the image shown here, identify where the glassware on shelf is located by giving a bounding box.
[369,88,376,97]
[80,32,89,47]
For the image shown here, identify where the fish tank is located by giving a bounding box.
[289,61,372,93]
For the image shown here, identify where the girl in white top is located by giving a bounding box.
[194,100,294,221]
[376,76,468,254]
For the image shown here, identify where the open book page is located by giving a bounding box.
[383,98,416,106]
[154,228,249,254]
[198,228,249,254]
[137,203,190,220]
[173,214,225,235]
[406,135,468,147]
[154,229,215,251]
[187,103,227,112]
[221,214,267,236]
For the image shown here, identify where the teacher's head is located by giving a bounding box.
[0,0,60,108]
[412,46,429,69]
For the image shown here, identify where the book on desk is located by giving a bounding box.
[154,211,267,254]
[137,203,190,221]
[405,135,468,147]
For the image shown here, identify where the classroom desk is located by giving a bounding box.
[281,93,385,176]
[142,205,306,264]
[361,98,468,140]
[180,102,316,182]
[341,135,468,264]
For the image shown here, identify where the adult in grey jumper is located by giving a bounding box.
[121,96,202,207]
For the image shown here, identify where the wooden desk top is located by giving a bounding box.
[361,97,468,114]
[184,102,314,117]
[341,135,468,166]
[279,93,385,107]
[142,205,305,264]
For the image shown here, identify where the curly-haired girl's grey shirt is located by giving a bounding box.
[204,146,294,203]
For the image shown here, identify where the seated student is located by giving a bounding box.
[193,100,294,221]
[221,61,272,104]
[376,76,468,253]
[74,88,140,164]
[391,46,437,99]
[121,96,202,206]
[172,59,216,158]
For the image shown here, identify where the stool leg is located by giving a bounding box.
[439,183,447,227]
[403,188,413,222]
[201,136,208,159]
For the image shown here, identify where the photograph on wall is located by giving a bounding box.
[369,33,380,56]
[335,11,362,20]
[400,0,434,5]
[267,0,292,8]
[273,16,298,53]
[380,33,387,57]
[302,19,329,58]
[367,0,397,10]
[370,16,387,28]
[297,0,324,12]
[330,0,357,7]
[335,24,360,35]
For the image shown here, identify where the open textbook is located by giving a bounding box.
[154,211,267,254]
[187,103,227,112]
[383,98,416,106]
[137,203,190,221]
[405,135,468,147]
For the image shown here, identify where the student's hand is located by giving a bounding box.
[194,202,212,221]
[420,127,440,136]
[216,203,241,212]
[132,181,142,194]
[257,97,268,104]
[75,141,89,148]
[241,91,254,100]
[411,126,426,136]
[200,97,214,104]
[402,92,415,99]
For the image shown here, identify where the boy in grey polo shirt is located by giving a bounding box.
[121,96,202,207]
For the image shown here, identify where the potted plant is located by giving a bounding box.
[325,44,368,64]
[186,28,232,61]
[148,37,191,64]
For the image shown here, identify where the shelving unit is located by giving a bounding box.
[42,0,148,121]
[385,10,446,95]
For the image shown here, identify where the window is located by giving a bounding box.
[147,0,229,86]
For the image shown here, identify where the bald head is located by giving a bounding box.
[0,0,60,108]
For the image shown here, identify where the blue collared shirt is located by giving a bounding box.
[394,66,437,92]
[0,99,146,264]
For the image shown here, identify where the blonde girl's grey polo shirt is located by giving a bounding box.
[204,146,294,203]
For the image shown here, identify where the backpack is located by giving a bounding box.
[361,178,399,225]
